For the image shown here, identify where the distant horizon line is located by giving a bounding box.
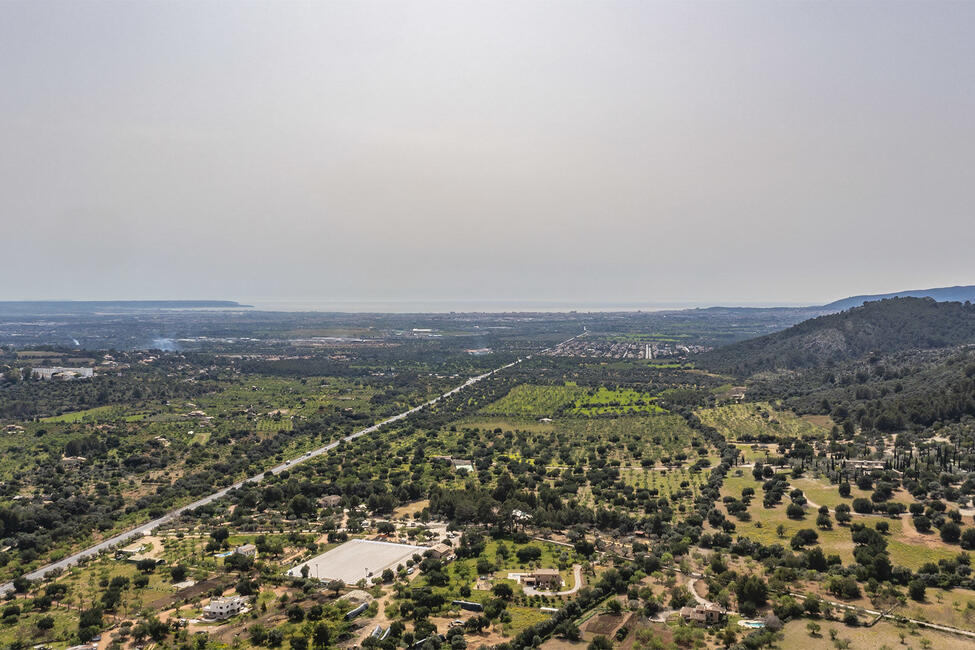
[0,297,817,313]
[3,286,969,313]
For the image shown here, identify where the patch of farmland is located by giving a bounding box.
[697,402,830,441]
[559,415,706,466]
[480,384,587,417]
[569,387,665,416]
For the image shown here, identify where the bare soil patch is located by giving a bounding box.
[584,611,632,637]
[148,575,234,610]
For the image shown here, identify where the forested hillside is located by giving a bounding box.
[747,346,975,434]
[697,298,975,375]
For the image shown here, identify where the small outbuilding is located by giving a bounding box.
[428,543,453,560]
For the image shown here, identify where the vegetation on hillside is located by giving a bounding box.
[698,298,975,375]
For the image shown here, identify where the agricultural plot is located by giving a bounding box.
[462,417,557,433]
[568,387,664,416]
[0,606,76,647]
[895,586,975,633]
[618,466,710,508]
[731,442,778,464]
[557,415,709,467]
[40,404,126,423]
[780,617,957,649]
[481,384,665,418]
[480,384,587,418]
[698,402,831,441]
[257,417,293,433]
[719,470,961,570]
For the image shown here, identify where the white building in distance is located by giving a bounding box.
[31,367,94,380]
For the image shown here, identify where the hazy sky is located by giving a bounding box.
[2,1,974,306]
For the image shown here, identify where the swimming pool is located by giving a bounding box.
[738,620,766,629]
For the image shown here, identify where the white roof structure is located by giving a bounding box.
[287,539,431,585]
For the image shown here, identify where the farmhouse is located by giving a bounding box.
[428,542,453,560]
[203,595,246,620]
[680,604,725,625]
[320,494,343,508]
[524,568,561,590]
[234,543,257,557]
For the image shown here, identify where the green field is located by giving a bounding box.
[40,404,124,423]
[698,402,830,441]
[480,384,587,417]
[720,471,960,570]
[558,415,705,467]
[568,387,664,416]
[481,384,666,418]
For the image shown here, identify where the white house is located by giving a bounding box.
[234,543,257,557]
[203,596,246,620]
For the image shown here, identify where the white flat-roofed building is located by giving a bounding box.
[203,595,246,620]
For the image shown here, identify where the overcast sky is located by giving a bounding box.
[2,1,973,307]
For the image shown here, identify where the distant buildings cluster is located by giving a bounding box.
[544,339,710,359]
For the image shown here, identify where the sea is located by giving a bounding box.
[240,298,804,313]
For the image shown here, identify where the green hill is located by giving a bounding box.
[697,297,975,375]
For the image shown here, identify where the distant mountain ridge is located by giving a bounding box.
[821,285,975,312]
[697,297,975,375]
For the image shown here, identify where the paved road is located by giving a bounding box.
[0,335,583,596]
[686,576,715,608]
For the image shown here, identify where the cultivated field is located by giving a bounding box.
[698,402,831,441]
